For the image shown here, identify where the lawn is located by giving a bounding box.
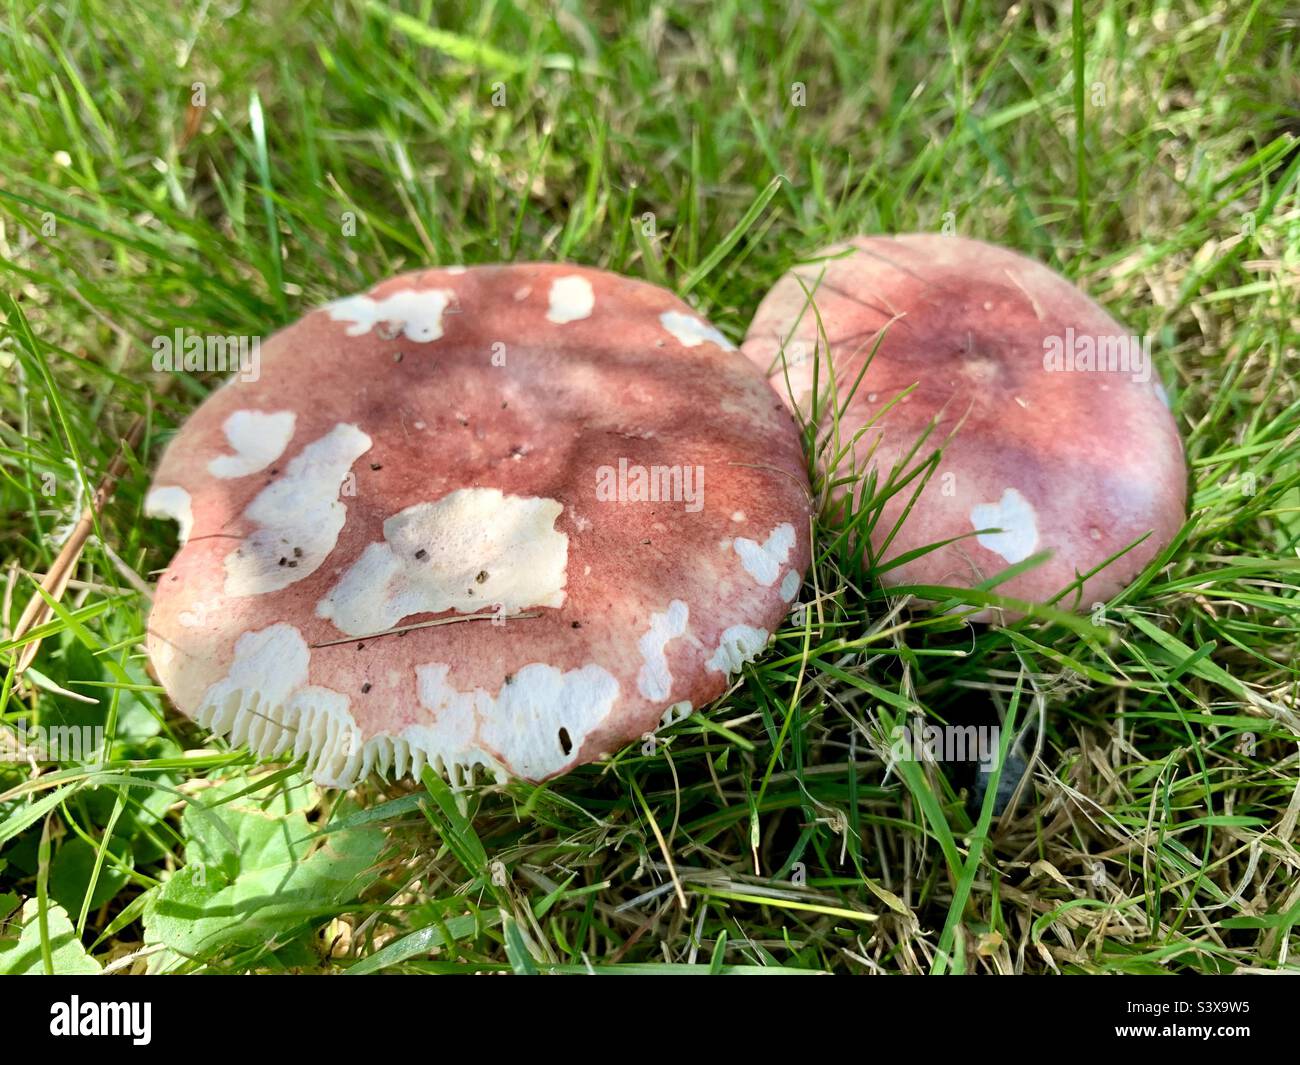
[0,0,1297,975]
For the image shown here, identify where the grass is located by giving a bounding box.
[0,0,1297,975]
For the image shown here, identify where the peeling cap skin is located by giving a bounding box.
[742,234,1186,615]
[147,264,811,787]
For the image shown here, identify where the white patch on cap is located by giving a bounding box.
[1154,381,1171,408]
[780,570,801,602]
[404,664,499,780]
[316,487,567,637]
[636,600,689,701]
[151,638,175,674]
[485,665,618,779]
[707,625,770,674]
[415,661,619,780]
[733,523,795,586]
[198,624,309,735]
[191,623,615,790]
[208,409,296,479]
[546,275,595,324]
[325,287,455,342]
[659,311,735,350]
[187,624,620,788]
[659,701,692,729]
[145,486,193,544]
[970,487,1039,564]
[191,623,366,787]
[224,423,372,596]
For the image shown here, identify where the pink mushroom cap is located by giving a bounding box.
[145,265,811,786]
[742,234,1187,616]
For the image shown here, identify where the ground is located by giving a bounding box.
[0,0,1297,974]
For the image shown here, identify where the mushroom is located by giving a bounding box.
[145,264,811,787]
[742,234,1186,615]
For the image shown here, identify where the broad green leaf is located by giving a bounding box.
[0,899,101,975]
[142,779,385,971]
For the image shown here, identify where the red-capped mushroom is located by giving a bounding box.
[146,264,811,786]
[742,234,1186,615]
